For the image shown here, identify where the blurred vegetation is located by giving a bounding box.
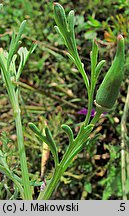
[0,0,129,199]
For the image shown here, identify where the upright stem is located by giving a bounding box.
[38,123,96,200]
[38,137,80,200]
[38,166,62,200]
[84,83,95,126]
[14,106,32,200]
[121,146,127,200]
[38,139,75,200]
[74,55,89,96]
[121,86,129,200]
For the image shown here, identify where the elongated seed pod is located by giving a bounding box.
[95,35,125,111]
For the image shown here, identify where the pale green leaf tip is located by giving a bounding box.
[69,10,74,15]
[28,122,37,129]
[22,20,27,24]
[61,124,67,128]
[28,122,34,128]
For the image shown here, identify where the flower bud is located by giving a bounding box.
[95,35,125,111]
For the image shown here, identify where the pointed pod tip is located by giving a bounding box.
[117,34,124,51]
[117,34,124,40]
[53,2,59,9]
[53,2,60,7]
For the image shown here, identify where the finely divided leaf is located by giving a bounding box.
[90,39,98,77]
[45,127,59,166]
[29,123,59,167]
[8,20,26,67]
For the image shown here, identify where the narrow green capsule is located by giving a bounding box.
[95,35,125,111]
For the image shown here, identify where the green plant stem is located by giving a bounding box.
[38,135,87,200]
[90,109,102,125]
[121,86,129,200]
[37,166,62,200]
[37,133,83,200]
[121,145,127,200]
[74,52,95,126]
[74,55,89,95]
[84,83,95,126]
[126,153,129,200]
[37,118,101,200]
[14,105,32,200]
[0,53,32,199]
